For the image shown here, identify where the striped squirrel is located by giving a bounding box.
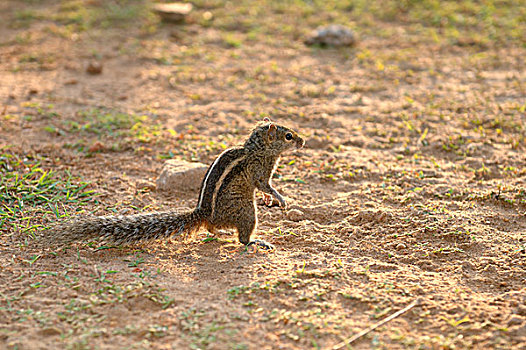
[50,119,304,249]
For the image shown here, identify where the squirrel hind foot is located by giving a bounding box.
[247,239,275,250]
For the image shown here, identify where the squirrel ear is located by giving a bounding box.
[263,117,271,122]
[267,123,277,141]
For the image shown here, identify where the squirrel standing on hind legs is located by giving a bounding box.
[51,118,305,249]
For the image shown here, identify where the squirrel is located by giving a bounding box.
[50,118,305,249]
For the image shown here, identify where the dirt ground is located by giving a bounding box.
[1,1,525,349]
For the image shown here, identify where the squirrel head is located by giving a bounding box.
[245,118,305,154]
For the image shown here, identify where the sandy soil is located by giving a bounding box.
[1,1,525,349]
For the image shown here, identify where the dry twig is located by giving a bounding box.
[331,297,422,350]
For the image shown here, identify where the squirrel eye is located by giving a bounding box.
[285,133,293,141]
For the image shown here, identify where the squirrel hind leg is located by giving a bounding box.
[234,207,256,246]
[204,221,219,235]
[247,239,275,250]
[234,206,273,249]
[181,225,200,241]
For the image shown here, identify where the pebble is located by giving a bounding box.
[153,2,192,23]
[396,243,407,250]
[516,305,526,316]
[86,61,103,75]
[287,209,304,222]
[203,11,213,21]
[508,316,525,326]
[304,24,357,47]
[39,327,62,336]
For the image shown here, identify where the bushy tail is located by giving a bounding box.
[49,210,203,245]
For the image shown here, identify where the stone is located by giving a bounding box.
[508,316,525,327]
[396,243,407,250]
[39,327,62,336]
[304,24,357,47]
[287,209,304,222]
[86,61,103,75]
[202,11,213,21]
[516,305,526,316]
[156,159,208,193]
[153,2,193,23]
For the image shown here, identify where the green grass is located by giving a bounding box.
[11,9,43,28]
[70,109,165,145]
[0,151,96,238]
[68,108,145,136]
[52,0,156,30]
[26,106,168,149]
[189,0,525,46]
[9,0,157,34]
[11,0,525,47]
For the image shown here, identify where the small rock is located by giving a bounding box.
[39,327,62,336]
[86,61,103,75]
[508,316,525,327]
[287,209,304,222]
[156,159,208,193]
[153,2,192,23]
[413,287,425,295]
[446,306,462,315]
[462,261,475,271]
[395,243,407,250]
[516,305,526,316]
[305,24,357,47]
[510,324,526,338]
[202,11,213,21]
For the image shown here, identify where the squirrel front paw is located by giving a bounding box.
[263,193,273,206]
[261,193,286,208]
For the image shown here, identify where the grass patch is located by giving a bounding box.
[0,150,96,238]
[11,0,158,34]
[55,0,153,27]
[192,0,524,46]
[11,0,525,46]
[69,109,145,136]
[66,108,165,144]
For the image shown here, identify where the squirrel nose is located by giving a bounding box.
[297,138,305,149]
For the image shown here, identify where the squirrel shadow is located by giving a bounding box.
[32,233,271,282]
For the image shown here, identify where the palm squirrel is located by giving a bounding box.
[50,119,304,249]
